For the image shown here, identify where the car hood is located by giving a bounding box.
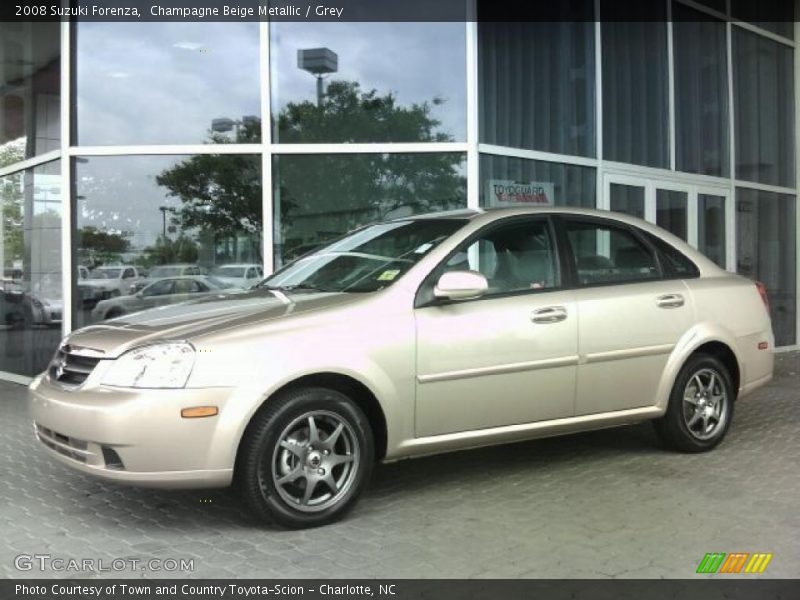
[65,289,362,358]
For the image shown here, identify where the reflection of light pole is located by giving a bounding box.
[158,206,175,238]
[298,48,338,107]
[211,115,259,140]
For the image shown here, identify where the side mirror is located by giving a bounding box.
[434,270,488,301]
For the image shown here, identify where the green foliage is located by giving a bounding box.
[1,173,24,267]
[141,235,199,267]
[155,80,464,261]
[77,226,131,266]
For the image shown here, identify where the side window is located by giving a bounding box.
[174,279,203,294]
[142,279,174,297]
[122,268,135,279]
[564,220,660,286]
[646,233,700,278]
[441,219,559,297]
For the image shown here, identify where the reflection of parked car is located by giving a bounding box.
[92,275,231,321]
[212,263,263,289]
[78,266,142,306]
[31,274,63,326]
[129,264,205,294]
[0,278,29,328]
[0,278,60,328]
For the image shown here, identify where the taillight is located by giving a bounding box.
[755,281,770,310]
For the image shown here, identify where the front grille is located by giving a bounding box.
[48,345,102,386]
[35,424,91,463]
[35,423,125,470]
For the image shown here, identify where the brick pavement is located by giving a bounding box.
[1,353,798,579]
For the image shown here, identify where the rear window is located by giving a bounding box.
[646,234,700,278]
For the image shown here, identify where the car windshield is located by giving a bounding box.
[259,218,467,294]
[149,266,183,277]
[91,268,121,279]
[213,266,246,278]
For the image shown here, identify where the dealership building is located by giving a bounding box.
[0,1,798,381]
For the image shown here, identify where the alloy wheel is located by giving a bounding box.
[269,411,360,513]
[682,368,728,440]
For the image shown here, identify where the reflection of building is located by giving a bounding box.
[0,3,799,380]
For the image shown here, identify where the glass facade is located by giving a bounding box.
[673,5,729,177]
[273,153,466,266]
[0,160,62,376]
[479,155,596,208]
[601,11,669,167]
[73,154,262,327]
[1,6,799,379]
[736,188,796,347]
[0,22,60,168]
[733,28,795,187]
[479,16,595,156]
[656,189,689,241]
[698,194,727,268]
[74,22,261,145]
[270,21,466,143]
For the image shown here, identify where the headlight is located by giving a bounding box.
[101,342,195,388]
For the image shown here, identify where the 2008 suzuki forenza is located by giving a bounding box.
[29,207,774,528]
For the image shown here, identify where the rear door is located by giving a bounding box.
[558,216,695,416]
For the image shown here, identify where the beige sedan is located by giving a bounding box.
[29,207,774,528]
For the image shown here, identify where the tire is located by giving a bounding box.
[105,308,124,320]
[237,387,374,529]
[654,353,735,452]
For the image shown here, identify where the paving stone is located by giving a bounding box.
[1,351,798,579]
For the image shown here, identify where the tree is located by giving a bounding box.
[156,80,465,262]
[141,234,199,267]
[1,172,24,270]
[155,122,263,262]
[77,226,131,266]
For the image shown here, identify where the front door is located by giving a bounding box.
[414,217,578,437]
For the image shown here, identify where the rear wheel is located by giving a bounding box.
[654,354,735,452]
[238,387,374,529]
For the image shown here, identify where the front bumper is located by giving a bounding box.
[28,375,236,489]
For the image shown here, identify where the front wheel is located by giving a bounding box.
[237,387,374,529]
[654,354,735,452]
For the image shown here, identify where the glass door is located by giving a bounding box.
[603,173,733,270]
[655,185,690,241]
[603,174,647,218]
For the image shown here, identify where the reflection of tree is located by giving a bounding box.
[141,234,198,267]
[275,81,465,256]
[77,226,131,266]
[277,81,450,143]
[1,171,24,267]
[0,140,24,170]
[156,80,465,261]
[155,129,262,262]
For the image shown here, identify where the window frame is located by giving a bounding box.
[552,214,670,289]
[414,214,565,308]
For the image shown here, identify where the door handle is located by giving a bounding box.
[656,293,685,309]
[531,306,568,324]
